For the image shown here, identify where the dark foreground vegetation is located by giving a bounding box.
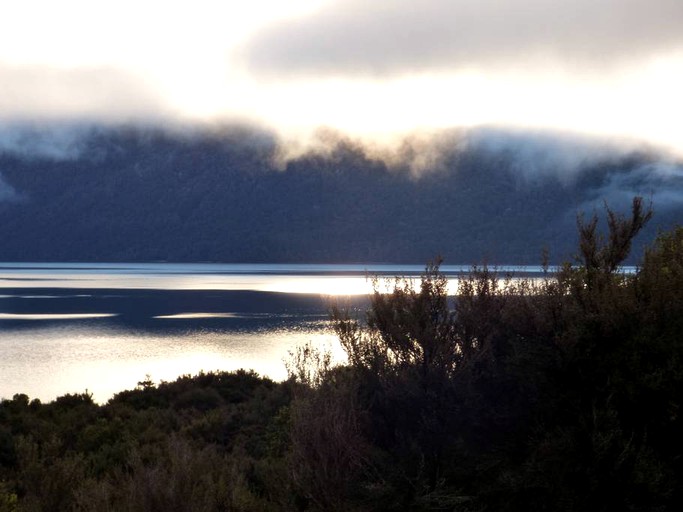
[2,198,683,511]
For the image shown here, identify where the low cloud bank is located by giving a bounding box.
[0,122,93,161]
[0,121,680,210]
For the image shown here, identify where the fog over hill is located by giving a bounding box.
[0,123,681,264]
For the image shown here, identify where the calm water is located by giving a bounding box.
[0,263,547,403]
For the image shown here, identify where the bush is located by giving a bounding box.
[288,197,683,510]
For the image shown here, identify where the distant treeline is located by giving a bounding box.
[1,198,682,511]
[0,125,680,263]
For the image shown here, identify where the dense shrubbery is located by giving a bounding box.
[288,198,682,511]
[0,371,295,511]
[1,197,682,510]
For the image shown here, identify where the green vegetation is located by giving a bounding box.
[2,197,682,510]
[0,371,295,511]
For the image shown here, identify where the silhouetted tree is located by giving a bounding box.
[288,197,683,511]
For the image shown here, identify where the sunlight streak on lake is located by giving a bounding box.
[0,262,555,294]
[0,324,344,403]
[0,313,117,320]
[0,262,568,403]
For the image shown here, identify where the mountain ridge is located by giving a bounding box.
[1,125,680,264]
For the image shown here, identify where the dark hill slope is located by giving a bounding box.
[0,126,680,263]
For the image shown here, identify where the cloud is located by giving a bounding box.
[461,128,635,182]
[0,122,94,160]
[289,126,683,214]
[0,65,170,121]
[457,128,683,211]
[584,160,683,210]
[244,0,683,77]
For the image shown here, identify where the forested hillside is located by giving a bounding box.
[0,125,680,263]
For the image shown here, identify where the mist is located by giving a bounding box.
[1,119,679,188]
[0,122,97,161]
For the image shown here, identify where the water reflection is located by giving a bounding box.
[153,313,241,319]
[0,324,344,403]
[0,313,117,320]
[0,262,554,295]
[0,262,559,403]
[0,272,381,295]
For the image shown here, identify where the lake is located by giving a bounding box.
[0,262,546,403]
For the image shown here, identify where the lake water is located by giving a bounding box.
[0,263,546,403]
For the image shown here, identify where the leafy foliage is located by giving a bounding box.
[0,371,295,511]
[287,198,683,511]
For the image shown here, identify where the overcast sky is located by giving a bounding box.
[1,0,682,151]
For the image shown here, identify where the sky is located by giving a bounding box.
[1,0,683,152]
